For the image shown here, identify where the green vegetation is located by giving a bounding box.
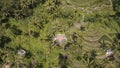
[0,0,120,68]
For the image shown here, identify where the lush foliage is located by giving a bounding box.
[0,0,120,68]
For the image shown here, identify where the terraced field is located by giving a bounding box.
[0,0,120,68]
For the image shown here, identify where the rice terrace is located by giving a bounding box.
[0,0,120,68]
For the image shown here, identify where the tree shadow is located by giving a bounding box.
[116,33,120,39]
[0,36,11,48]
[64,42,73,50]
[58,53,68,68]
[1,18,9,23]
[11,25,22,36]
[37,63,43,68]
[0,58,3,64]
[30,31,39,38]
